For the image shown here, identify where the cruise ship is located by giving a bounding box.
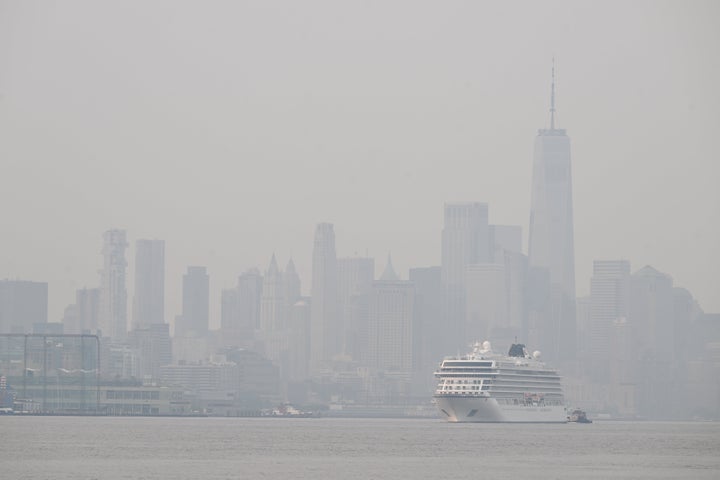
[433,341,567,423]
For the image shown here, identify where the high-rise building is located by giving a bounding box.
[368,256,414,374]
[630,266,675,360]
[259,255,289,368]
[283,259,301,310]
[220,268,264,348]
[288,298,311,382]
[260,254,285,334]
[238,269,263,332]
[176,266,209,338]
[132,239,165,329]
[527,65,577,363]
[441,202,489,350]
[442,203,491,287]
[75,288,101,333]
[465,263,507,344]
[630,266,676,419]
[337,257,374,360]
[100,229,128,341]
[220,288,242,347]
[0,280,48,333]
[409,265,442,392]
[587,260,631,381]
[310,223,339,371]
[129,323,172,380]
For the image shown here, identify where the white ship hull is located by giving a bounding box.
[435,395,567,423]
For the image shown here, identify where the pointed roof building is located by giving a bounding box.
[379,254,400,282]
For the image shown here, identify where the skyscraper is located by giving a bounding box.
[488,225,527,346]
[176,266,209,338]
[100,229,128,341]
[75,287,101,334]
[128,322,172,380]
[260,254,285,334]
[368,256,414,374]
[337,256,374,360]
[310,223,339,371]
[630,266,676,418]
[441,202,489,350]
[238,268,263,331]
[527,64,577,362]
[587,260,631,381]
[0,280,48,333]
[465,263,507,343]
[220,287,242,347]
[132,239,165,329]
[283,258,301,310]
[630,266,675,360]
[288,298,311,382]
[219,268,263,347]
[409,265,442,392]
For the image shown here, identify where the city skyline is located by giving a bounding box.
[1,1,718,326]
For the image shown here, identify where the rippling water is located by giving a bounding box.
[2,417,719,479]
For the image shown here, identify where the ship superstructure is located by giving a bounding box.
[433,341,566,422]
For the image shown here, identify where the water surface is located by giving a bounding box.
[2,417,719,479]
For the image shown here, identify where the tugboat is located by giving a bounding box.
[567,408,592,423]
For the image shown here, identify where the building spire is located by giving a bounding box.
[550,57,556,130]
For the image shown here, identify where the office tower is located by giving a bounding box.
[310,223,339,371]
[630,266,676,419]
[176,266,209,338]
[75,288,101,333]
[441,202,489,350]
[238,269,263,332]
[587,260,631,381]
[499,249,527,340]
[283,258,301,310]
[0,280,48,333]
[288,298,311,381]
[61,304,79,334]
[129,323,172,380]
[630,266,675,360]
[337,257,374,360]
[672,287,703,365]
[260,255,285,334]
[368,256,414,374]
[100,229,128,341]
[220,268,263,349]
[465,263,507,344]
[220,288,242,347]
[259,255,289,369]
[487,224,526,346]
[527,65,577,362]
[465,225,528,349]
[409,265,442,392]
[132,239,165,329]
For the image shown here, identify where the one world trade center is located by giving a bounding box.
[528,62,576,363]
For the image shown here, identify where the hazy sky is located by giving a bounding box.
[1,1,718,327]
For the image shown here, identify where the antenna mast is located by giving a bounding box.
[550,58,556,130]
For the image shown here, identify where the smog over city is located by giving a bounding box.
[0,1,719,479]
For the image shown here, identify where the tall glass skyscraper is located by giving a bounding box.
[177,266,209,338]
[100,229,128,342]
[311,223,338,372]
[132,239,165,330]
[528,64,577,362]
[441,202,489,351]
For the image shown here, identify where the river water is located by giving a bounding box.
[2,417,719,479]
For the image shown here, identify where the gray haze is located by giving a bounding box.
[1,0,718,326]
